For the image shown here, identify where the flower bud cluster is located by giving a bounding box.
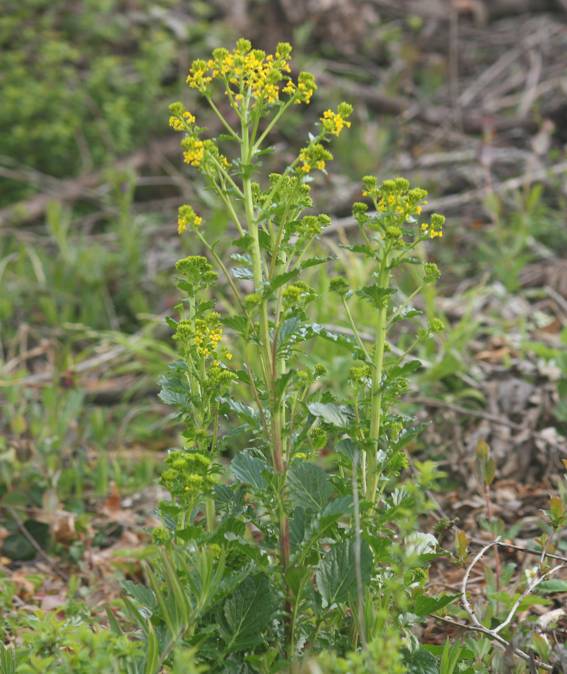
[160,450,216,499]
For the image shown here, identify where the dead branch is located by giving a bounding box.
[0,136,180,229]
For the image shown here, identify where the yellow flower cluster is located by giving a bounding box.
[186,39,316,109]
[177,204,202,234]
[421,213,445,239]
[181,137,205,167]
[362,176,428,224]
[192,314,223,358]
[168,110,196,132]
[298,143,334,174]
[320,102,353,136]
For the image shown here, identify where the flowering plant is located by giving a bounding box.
[126,40,448,673]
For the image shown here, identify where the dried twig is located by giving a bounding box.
[470,538,567,566]
[459,536,558,671]
[0,136,180,228]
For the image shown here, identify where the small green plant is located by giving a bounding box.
[127,39,450,672]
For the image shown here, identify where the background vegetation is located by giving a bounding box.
[1,1,567,671]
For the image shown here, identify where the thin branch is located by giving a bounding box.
[493,564,566,635]
[431,614,552,671]
[470,538,567,565]
[461,538,499,629]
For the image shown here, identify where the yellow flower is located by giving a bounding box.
[186,59,213,92]
[421,213,445,239]
[177,204,202,234]
[298,143,333,175]
[169,116,185,132]
[320,109,351,136]
[182,138,205,167]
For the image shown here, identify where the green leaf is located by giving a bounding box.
[537,579,567,594]
[308,402,352,428]
[158,361,191,408]
[288,462,333,512]
[222,575,276,652]
[356,285,395,308]
[335,437,359,461]
[231,266,253,279]
[405,532,438,556]
[263,270,299,297]
[290,507,307,549]
[143,622,160,674]
[122,580,157,612]
[316,539,372,607]
[388,360,422,379]
[321,496,353,524]
[340,243,375,257]
[220,397,257,424]
[299,255,333,269]
[404,648,439,674]
[231,452,269,491]
[413,593,458,617]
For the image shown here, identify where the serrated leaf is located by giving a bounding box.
[231,266,253,279]
[290,507,307,549]
[122,580,157,612]
[288,462,333,512]
[222,315,248,335]
[406,532,438,556]
[231,452,269,490]
[299,256,333,269]
[391,305,423,323]
[335,437,359,460]
[277,319,355,355]
[220,397,257,424]
[404,648,439,674]
[321,496,353,523]
[158,361,191,408]
[340,243,375,257]
[308,402,352,428]
[356,285,395,309]
[388,360,423,379]
[316,539,372,607]
[222,575,276,652]
[263,270,299,297]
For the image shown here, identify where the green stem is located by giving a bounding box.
[241,123,272,394]
[205,498,216,532]
[195,231,246,311]
[205,96,240,140]
[241,107,292,654]
[342,297,370,361]
[368,259,390,502]
[253,97,295,152]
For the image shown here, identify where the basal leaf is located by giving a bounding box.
[222,575,276,652]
